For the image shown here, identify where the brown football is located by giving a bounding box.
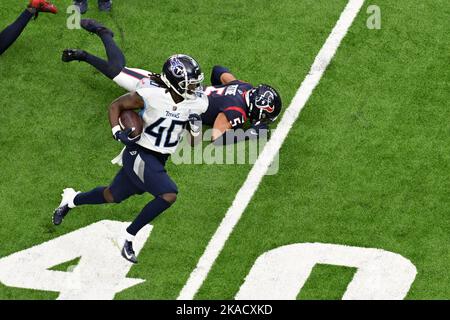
[119,110,144,138]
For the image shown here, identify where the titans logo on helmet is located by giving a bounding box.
[170,58,186,78]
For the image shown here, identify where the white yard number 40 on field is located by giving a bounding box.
[0,220,151,300]
[0,220,416,300]
[236,243,417,300]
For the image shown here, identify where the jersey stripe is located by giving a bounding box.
[122,68,148,80]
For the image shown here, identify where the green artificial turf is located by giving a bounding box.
[297,265,357,300]
[196,0,450,300]
[0,0,448,300]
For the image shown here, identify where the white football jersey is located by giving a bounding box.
[136,84,208,154]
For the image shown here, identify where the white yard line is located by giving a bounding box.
[178,0,366,300]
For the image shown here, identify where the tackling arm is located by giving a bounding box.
[211,113,269,145]
[211,112,233,141]
[210,65,237,86]
[214,122,269,146]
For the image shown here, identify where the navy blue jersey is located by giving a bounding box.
[201,80,254,129]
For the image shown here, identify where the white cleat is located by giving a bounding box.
[53,188,80,226]
[58,188,80,209]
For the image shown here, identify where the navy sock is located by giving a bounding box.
[126,197,172,236]
[0,9,33,55]
[74,187,107,206]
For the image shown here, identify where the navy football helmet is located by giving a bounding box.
[247,84,282,123]
[161,54,204,100]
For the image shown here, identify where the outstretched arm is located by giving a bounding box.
[211,112,270,145]
[211,102,251,142]
[211,112,233,141]
[210,65,237,86]
[212,121,269,146]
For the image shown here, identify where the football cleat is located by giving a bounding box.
[28,0,58,18]
[98,0,112,12]
[52,188,79,225]
[73,0,88,15]
[121,240,138,263]
[53,204,70,226]
[62,49,87,62]
[80,19,114,37]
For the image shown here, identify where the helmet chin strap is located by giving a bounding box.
[161,72,185,99]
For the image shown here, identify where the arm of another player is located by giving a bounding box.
[211,112,233,141]
[108,91,145,145]
[211,104,248,142]
[187,113,203,146]
[210,65,237,86]
[212,120,269,146]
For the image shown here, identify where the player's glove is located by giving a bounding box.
[188,113,202,137]
[112,126,140,147]
[249,121,270,138]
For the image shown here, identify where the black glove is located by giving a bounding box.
[249,121,270,137]
[113,127,140,147]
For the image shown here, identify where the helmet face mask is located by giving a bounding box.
[179,75,204,98]
[161,54,205,100]
[248,84,282,124]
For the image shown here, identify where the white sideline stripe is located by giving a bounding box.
[177,0,365,300]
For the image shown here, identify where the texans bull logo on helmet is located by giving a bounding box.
[255,90,275,113]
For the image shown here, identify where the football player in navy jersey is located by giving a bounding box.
[0,0,58,56]
[62,19,282,143]
[202,65,282,144]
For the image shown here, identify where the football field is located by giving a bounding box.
[0,0,449,300]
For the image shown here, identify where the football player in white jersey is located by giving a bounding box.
[53,54,208,263]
